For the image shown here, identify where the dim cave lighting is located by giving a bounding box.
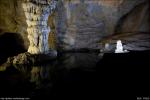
[0,0,149,99]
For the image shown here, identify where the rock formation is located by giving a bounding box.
[99,32,150,52]
[0,0,149,53]
[22,0,57,54]
[55,0,149,50]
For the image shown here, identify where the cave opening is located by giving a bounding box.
[0,33,26,64]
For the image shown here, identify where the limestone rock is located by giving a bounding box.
[22,0,57,54]
[0,0,149,52]
[4,52,57,66]
[55,0,149,50]
[115,1,150,33]
[0,0,29,50]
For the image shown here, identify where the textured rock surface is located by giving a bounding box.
[99,32,150,52]
[123,33,150,51]
[55,0,149,50]
[115,1,150,33]
[0,0,29,49]
[0,0,57,51]
[22,0,57,54]
[0,0,149,52]
[2,52,57,66]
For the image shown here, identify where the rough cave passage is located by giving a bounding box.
[22,0,57,54]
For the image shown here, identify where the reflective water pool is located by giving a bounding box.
[0,53,100,99]
[0,52,149,99]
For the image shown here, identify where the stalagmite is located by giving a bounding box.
[115,40,129,53]
[22,0,57,54]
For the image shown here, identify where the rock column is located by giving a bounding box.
[22,0,57,54]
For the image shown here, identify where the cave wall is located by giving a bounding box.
[0,0,28,49]
[55,0,149,50]
[0,0,149,52]
[115,1,150,33]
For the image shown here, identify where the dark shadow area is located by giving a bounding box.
[0,51,149,99]
[59,48,100,53]
[0,33,26,64]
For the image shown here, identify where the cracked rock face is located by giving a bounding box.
[22,0,57,54]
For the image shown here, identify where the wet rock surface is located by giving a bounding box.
[1,51,57,67]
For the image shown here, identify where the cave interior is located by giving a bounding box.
[0,0,150,99]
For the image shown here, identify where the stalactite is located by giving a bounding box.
[22,0,57,54]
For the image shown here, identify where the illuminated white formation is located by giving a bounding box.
[115,40,128,53]
[22,0,57,54]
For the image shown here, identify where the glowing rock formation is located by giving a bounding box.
[22,0,57,54]
[115,40,128,53]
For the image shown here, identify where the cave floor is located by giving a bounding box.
[0,51,149,99]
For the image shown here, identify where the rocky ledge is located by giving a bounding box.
[99,32,150,52]
[1,50,57,68]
